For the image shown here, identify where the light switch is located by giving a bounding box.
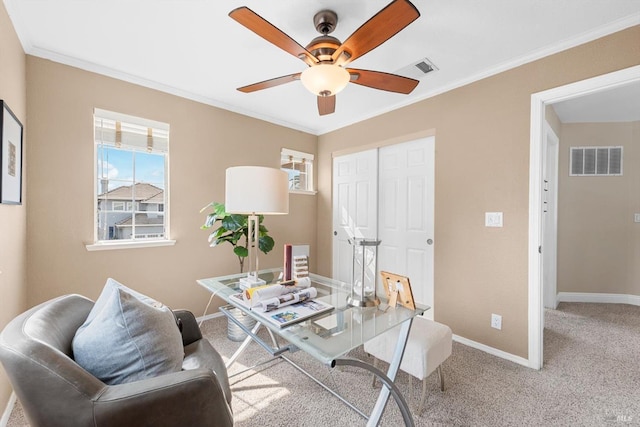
[635,213,640,223]
[485,212,503,227]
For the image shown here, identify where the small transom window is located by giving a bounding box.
[281,148,314,193]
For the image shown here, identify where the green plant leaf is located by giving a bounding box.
[258,235,275,254]
[234,246,248,258]
[199,201,215,214]
[213,202,227,217]
[222,214,245,231]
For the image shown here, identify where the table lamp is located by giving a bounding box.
[225,166,289,288]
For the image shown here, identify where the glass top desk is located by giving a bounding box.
[197,268,429,427]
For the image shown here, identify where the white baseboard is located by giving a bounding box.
[556,292,640,306]
[0,392,16,427]
[452,334,530,368]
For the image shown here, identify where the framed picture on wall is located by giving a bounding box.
[1,100,23,205]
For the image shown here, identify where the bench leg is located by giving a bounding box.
[416,377,428,416]
[437,365,445,391]
[416,365,445,416]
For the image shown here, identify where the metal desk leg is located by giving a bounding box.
[333,358,414,427]
[368,318,414,427]
[226,321,262,369]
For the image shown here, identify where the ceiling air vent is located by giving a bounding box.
[395,57,438,80]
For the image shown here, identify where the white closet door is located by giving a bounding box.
[332,149,378,284]
[378,137,435,318]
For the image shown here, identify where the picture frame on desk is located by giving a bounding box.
[1,101,23,205]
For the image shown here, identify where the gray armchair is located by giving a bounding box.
[0,294,233,427]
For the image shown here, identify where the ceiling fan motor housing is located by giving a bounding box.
[306,35,341,62]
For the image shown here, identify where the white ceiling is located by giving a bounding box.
[552,81,640,123]
[4,0,640,135]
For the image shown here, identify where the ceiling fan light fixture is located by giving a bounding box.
[300,64,350,96]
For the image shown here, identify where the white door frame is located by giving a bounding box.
[528,64,640,370]
[542,123,559,311]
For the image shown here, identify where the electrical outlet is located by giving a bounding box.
[491,313,502,330]
[634,213,640,223]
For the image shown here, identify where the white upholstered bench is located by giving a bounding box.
[364,316,452,415]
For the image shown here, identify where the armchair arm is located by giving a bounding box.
[173,310,203,346]
[94,368,233,427]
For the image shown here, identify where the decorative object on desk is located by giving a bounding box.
[1,101,23,205]
[225,166,289,288]
[291,244,310,279]
[243,279,310,308]
[284,244,292,280]
[380,271,416,310]
[292,255,309,279]
[347,238,381,307]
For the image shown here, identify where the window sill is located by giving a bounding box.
[289,189,317,195]
[85,240,176,251]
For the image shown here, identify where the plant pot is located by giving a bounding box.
[227,307,257,342]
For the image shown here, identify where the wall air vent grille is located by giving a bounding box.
[570,146,623,176]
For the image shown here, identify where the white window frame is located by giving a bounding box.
[280,148,316,194]
[112,201,125,211]
[87,109,175,251]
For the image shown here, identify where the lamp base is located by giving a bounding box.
[239,275,266,290]
[346,295,381,308]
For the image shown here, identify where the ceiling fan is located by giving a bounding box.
[229,0,421,116]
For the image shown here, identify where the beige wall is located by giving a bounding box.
[0,1,27,412]
[317,26,640,359]
[25,57,317,314]
[557,121,640,296]
[545,105,562,137]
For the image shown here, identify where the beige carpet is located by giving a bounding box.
[7,302,640,426]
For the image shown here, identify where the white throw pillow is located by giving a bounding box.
[72,278,184,385]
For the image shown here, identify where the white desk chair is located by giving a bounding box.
[364,315,452,415]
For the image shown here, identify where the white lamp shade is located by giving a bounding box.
[300,64,350,96]
[225,166,289,215]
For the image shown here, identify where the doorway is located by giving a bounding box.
[528,64,640,370]
[332,137,435,316]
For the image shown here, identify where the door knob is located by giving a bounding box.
[334,231,337,236]
[427,239,433,245]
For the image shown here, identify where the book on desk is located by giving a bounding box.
[229,286,333,328]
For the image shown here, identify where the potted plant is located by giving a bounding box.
[200,201,275,271]
[200,201,276,341]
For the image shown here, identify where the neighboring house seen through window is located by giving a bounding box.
[94,109,169,243]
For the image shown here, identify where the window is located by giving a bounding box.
[93,109,169,245]
[570,146,623,176]
[281,148,315,193]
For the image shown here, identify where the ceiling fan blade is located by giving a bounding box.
[230,7,318,66]
[348,69,419,94]
[237,73,301,93]
[332,0,420,66]
[317,95,336,116]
